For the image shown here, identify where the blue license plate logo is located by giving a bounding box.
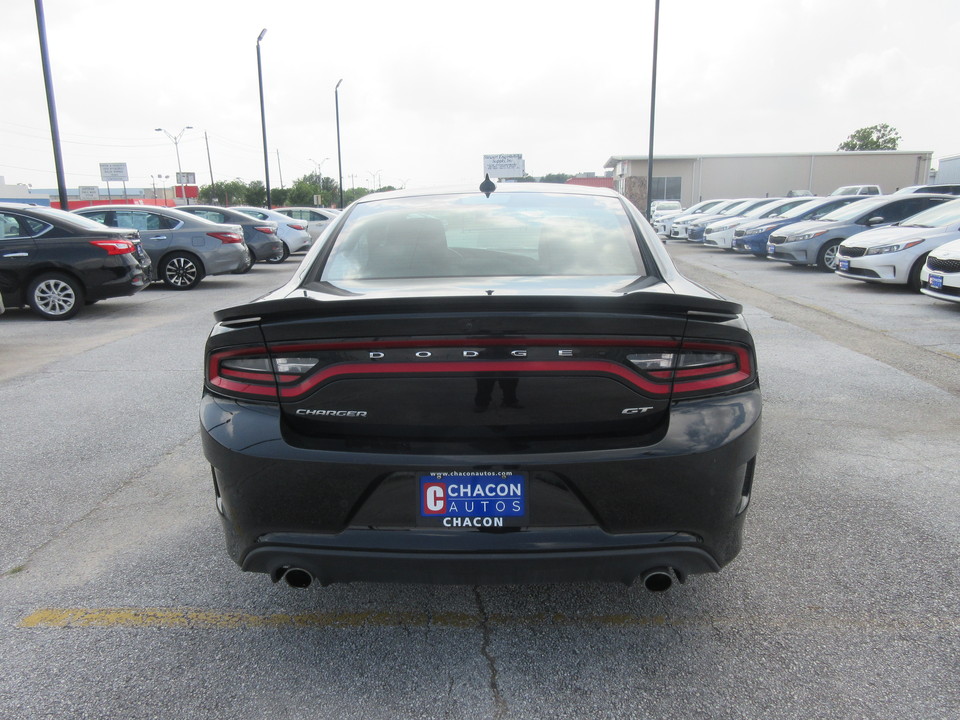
[839,259,850,271]
[420,472,526,528]
[767,244,775,254]
[930,274,944,290]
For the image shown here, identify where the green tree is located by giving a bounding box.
[199,179,248,206]
[242,181,267,206]
[540,173,573,184]
[837,123,901,151]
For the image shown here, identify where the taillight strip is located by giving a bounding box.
[276,360,673,398]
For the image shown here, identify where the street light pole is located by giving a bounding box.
[645,0,661,219]
[335,79,343,208]
[257,28,272,208]
[155,126,193,205]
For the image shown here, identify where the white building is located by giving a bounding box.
[605,151,933,209]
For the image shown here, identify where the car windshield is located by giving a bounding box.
[899,198,960,228]
[319,192,646,281]
[820,198,887,222]
[779,199,836,219]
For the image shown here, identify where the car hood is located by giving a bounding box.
[929,237,960,259]
[772,219,835,237]
[842,225,953,248]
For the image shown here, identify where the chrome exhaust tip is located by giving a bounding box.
[642,568,674,592]
[281,567,313,589]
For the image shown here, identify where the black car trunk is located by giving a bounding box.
[211,293,750,452]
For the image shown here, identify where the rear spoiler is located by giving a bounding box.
[214,292,743,324]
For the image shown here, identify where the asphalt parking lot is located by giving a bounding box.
[1,252,958,720]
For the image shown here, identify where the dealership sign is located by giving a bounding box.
[99,163,129,182]
[483,154,525,178]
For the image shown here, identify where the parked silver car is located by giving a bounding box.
[273,207,340,242]
[766,194,953,271]
[175,206,283,266]
[73,205,249,290]
[229,206,312,263]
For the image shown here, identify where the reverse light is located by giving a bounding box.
[89,239,135,255]
[866,239,925,255]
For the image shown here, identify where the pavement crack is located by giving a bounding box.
[473,587,507,719]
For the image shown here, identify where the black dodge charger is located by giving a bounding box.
[201,182,761,591]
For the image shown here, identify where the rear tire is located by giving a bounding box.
[27,272,84,320]
[265,243,290,264]
[160,252,203,290]
[816,240,841,272]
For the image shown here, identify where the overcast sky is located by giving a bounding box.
[3,0,959,193]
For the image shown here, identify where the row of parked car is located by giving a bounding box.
[651,187,960,304]
[0,202,340,319]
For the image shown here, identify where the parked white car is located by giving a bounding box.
[835,197,960,290]
[653,199,725,236]
[229,206,312,262]
[702,197,812,250]
[920,237,960,303]
[274,207,340,242]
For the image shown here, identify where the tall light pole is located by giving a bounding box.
[335,79,344,208]
[257,28,272,208]
[645,0,661,219]
[155,126,193,204]
[34,0,68,210]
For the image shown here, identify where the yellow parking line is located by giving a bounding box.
[18,608,670,630]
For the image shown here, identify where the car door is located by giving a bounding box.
[113,209,174,260]
[0,211,43,298]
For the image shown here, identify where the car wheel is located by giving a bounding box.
[232,249,255,274]
[817,240,841,272]
[27,272,85,320]
[160,252,203,290]
[265,243,290,264]
[908,253,928,292]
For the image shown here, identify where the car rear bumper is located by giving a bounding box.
[243,532,721,586]
[201,389,762,585]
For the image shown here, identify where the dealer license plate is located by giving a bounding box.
[419,471,527,528]
[839,259,850,271]
[930,274,944,290]
[766,243,775,255]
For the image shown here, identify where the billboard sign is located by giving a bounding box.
[99,162,129,182]
[483,154,525,179]
[176,172,196,185]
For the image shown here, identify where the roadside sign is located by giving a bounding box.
[99,163,129,182]
[176,172,196,185]
[483,154,525,179]
[78,186,100,200]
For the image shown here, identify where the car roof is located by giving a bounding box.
[352,182,621,205]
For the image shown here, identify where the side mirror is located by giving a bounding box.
[865,216,886,226]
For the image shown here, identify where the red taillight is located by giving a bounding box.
[254,225,276,234]
[286,223,307,231]
[207,231,244,244]
[89,239,135,255]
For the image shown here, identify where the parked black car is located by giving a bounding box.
[0,203,148,320]
[201,183,761,591]
[175,205,283,267]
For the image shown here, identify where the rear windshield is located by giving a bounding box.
[318,192,647,280]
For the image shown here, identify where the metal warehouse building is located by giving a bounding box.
[605,151,933,209]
